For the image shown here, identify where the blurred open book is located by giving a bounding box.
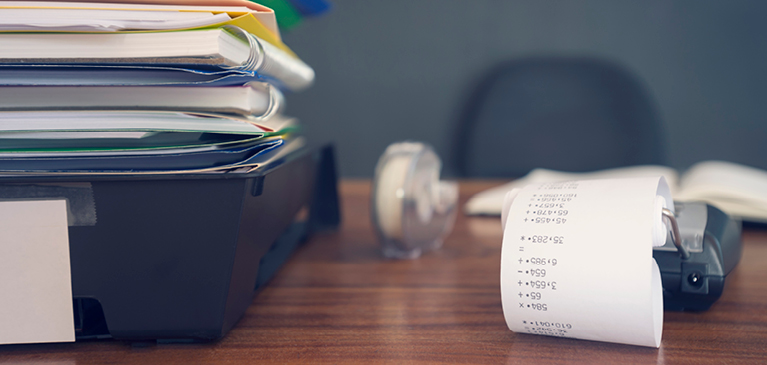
[465,161,767,223]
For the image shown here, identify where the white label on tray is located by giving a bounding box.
[0,200,74,345]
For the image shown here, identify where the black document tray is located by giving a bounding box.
[0,145,340,342]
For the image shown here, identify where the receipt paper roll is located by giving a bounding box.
[500,177,672,348]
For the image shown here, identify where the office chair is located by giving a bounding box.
[453,56,666,177]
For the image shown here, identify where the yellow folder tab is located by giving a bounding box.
[203,13,296,58]
[87,0,282,39]
[0,1,294,56]
[19,0,282,39]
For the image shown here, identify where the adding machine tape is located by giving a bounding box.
[500,177,672,347]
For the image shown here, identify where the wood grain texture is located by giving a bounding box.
[1,180,766,364]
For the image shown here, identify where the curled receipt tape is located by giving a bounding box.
[371,142,458,259]
[500,177,672,347]
[503,190,670,248]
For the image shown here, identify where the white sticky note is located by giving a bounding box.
[0,200,75,345]
[500,177,671,348]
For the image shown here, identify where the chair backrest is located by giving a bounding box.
[453,56,666,177]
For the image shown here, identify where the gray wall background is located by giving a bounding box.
[282,0,767,177]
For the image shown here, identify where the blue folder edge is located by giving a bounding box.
[0,138,285,173]
[0,64,290,88]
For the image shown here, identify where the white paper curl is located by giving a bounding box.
[500,177,671,348]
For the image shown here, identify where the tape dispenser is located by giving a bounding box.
[371,142,458,259]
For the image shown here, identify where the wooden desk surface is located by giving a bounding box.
[1,180,766,364]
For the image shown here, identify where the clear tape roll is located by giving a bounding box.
[371,142,458,259]
[374,154,411,240]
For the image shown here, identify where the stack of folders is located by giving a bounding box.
[0,0,314,174]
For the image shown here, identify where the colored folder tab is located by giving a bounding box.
[20,0,282,32]
[256,0,302,30]
[0,1,295,57]
[287,0,331,16]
